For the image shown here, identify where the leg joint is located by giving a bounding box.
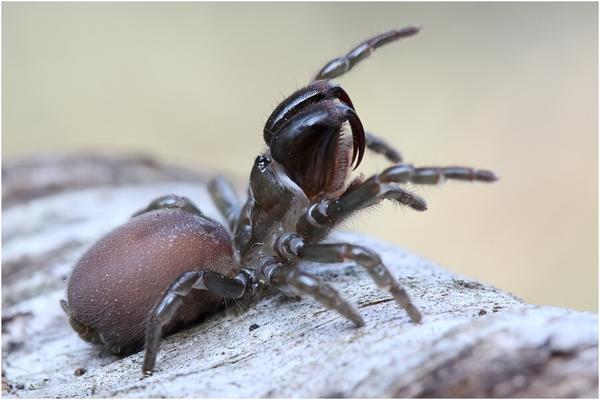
[275,233,305,260]
[346,245,381,269]
[305,202,331,227]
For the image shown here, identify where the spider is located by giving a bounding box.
[61,27,497,375]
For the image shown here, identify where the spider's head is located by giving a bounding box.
[264,83,365,201]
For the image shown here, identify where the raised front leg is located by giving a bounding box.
[143,269,248,374]
[312,27,421,82]
[380,164,497,184]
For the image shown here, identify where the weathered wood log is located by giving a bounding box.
[2,154,597,398]
[1,152,208,209]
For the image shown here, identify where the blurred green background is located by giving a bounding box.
[3,3,597,312]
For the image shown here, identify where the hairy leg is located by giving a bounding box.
[296,174,427,237]
[297,162,496,236]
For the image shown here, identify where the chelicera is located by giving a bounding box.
[61,27,497,375]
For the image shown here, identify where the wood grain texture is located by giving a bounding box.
[2,154,597,398]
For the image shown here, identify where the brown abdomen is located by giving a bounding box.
[66,209,235,353]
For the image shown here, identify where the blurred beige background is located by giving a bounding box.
[3,3,597,312]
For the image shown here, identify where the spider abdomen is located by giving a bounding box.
[65,208,235,353]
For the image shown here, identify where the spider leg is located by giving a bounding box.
[284,268,365,327]
[297,242,421,323]
[208,176,241,232]
[379,163,497,185]
[296,174,427,237]
[312,27,421,82]
[297,162,497,236]
[366,131,403,163]
[142,269,248,374]
[132,194,204,218]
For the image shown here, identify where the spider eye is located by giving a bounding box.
[255,156,271,172]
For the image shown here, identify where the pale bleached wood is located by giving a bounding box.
[2,154,597,398]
